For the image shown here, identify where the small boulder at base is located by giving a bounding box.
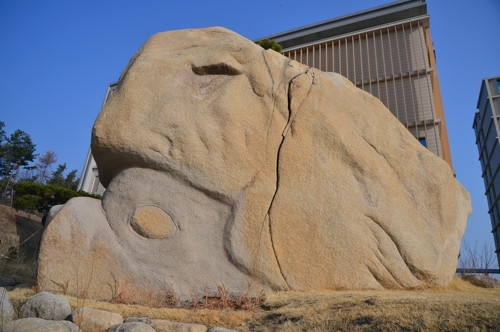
[19,291,71,320]
[2,317,79,332]
[0,287,16,323]
[37,27,471,302]
[462,275,500,288]
[71,307,123,331]
[208,328,241,332]
[107,322,155,332]
[151,319,207,332]
[124,317,152,324]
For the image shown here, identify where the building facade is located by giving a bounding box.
[260,0,452,168]
[77,82,117,194]
[473,75,500,267]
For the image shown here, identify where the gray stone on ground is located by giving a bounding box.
[19,291,71,320]
[107,321,156,332]
[0,287,16,323]
[208,327,241,332]
[463,275,500,288]
[2,317,79,332]
[45,204,63,227]
[151,319,207,332]
[71,307,123,331]
[125,316,152,324]
[0,276,16,287]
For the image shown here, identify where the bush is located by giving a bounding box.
[258,38,283,53]
[12,181,101,217]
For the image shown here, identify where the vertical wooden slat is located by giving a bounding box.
[325,42,328,72]
[387,27,399,120]
[366,33,372,94]
[338,39,342,76]
[345,38,349,80]
[313,46,315,68]
[380,29,390,108]
[402,24,418,137]
[372,31,380,99]
[359,34,364,90]
[319,43,322,70]
[395,25,409,128]
[352,36,356,85]
[332,41,335,73]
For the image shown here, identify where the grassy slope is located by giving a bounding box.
[0,204,40,284]
[2,205,500,331]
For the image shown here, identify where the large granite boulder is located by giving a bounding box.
[37,27,471,300]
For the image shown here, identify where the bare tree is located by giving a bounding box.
[481,242,497,274]
[458,240,498,276]
[36,150,57,184]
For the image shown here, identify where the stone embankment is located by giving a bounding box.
[0,288,239,332]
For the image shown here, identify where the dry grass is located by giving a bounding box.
[6,278,500,331]
[248,278,500,331]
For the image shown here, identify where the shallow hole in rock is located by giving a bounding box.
[129,205,177,239]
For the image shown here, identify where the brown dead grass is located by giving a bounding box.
[7,277,500,331]
[249,278,500,331]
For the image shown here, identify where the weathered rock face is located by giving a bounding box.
[38,27,471,300]
[1,287,15,323]
[19,291,71,321]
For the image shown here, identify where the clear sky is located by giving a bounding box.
[1,0,499,259]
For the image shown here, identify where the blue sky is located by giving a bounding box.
[1,0,499,258]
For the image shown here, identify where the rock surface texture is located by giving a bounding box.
[107,322,156,332]
[71,307,124,331]
[2,317,79,332]
[150,320,207,332]
[1,287,15,323]
[19,291,71,320]
[37,27,471,300]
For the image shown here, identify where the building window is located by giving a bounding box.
[90,168,100,193]
[497,79,500,94]
[418,138,427,147]
[91,175,100,193]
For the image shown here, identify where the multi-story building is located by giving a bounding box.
[260,0,452,168]
[77,82,117,195]
[79,0,454,195]
[473,75,500,267]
